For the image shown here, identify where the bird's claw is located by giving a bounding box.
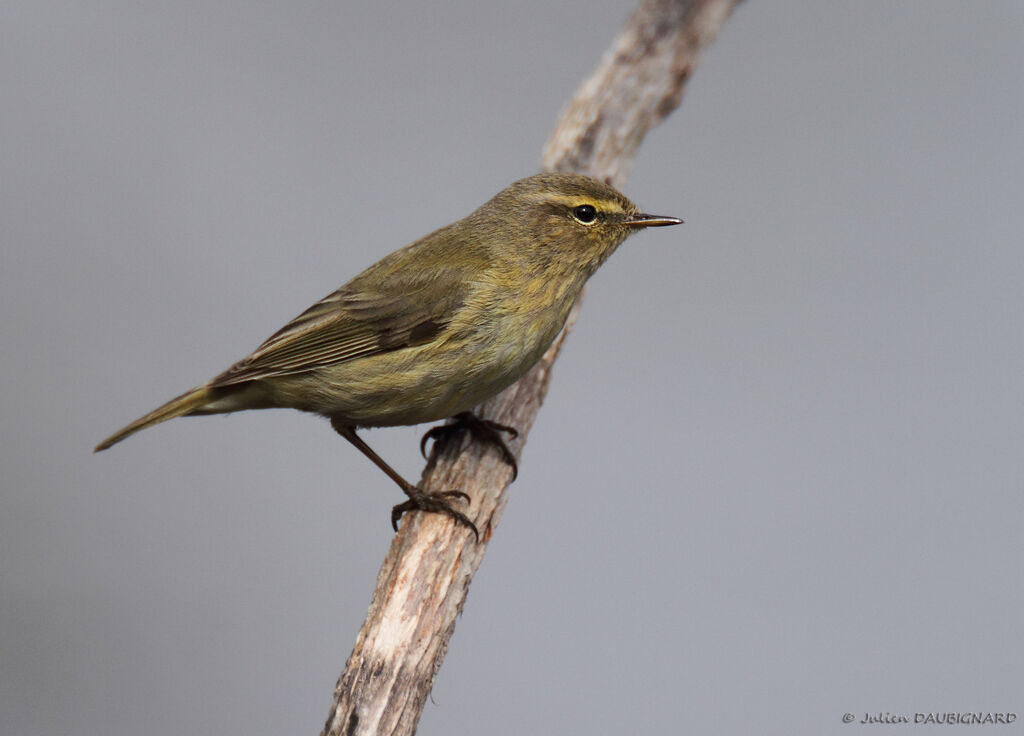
[391,488,479,541]
[418,412,519,481]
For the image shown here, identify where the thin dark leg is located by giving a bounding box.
[419,411,519,481]
[331,418,479,540]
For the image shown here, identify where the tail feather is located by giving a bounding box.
[94,385,213,452]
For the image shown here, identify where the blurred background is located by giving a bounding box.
[2,2,1022,734]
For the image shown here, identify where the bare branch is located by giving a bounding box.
[544,0,739,186]
[321,2,738,734]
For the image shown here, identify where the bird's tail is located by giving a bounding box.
[94,385,214,452]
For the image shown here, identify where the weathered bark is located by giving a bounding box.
[321,2,739,734]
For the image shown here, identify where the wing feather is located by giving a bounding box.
[210,220,489,387]
[211,282,464,387]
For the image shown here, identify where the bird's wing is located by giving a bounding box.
[210,271,468,387]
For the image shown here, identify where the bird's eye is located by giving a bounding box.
[572,204,598,224]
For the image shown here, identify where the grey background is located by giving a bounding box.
[3,2,1022,734]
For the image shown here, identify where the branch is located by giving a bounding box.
[321,2,738,734]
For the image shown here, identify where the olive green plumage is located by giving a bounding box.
[95,173,681,535]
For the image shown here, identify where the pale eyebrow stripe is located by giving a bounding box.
[520,191,627,213]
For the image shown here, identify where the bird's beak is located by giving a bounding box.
[621,213,684,227]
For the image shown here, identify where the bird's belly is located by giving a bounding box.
[278,308,565,428]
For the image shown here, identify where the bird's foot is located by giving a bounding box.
[419,411,519,480]
[391,488,478,541]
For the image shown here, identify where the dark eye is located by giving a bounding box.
[573,204,597,224]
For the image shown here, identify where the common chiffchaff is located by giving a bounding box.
[96,173,682,538]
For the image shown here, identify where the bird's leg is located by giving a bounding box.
[419,411,519,481]
[331,419,478,541]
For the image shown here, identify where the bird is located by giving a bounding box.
[95,172,682,539]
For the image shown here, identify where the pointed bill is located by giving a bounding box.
[621,213,684,227]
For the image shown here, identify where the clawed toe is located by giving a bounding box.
[438,489,471,504]
[391,488,479,541]
[335,423,481,541]
[419,425,452,459]
[418,412,520,480]
[487,421,518,440]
